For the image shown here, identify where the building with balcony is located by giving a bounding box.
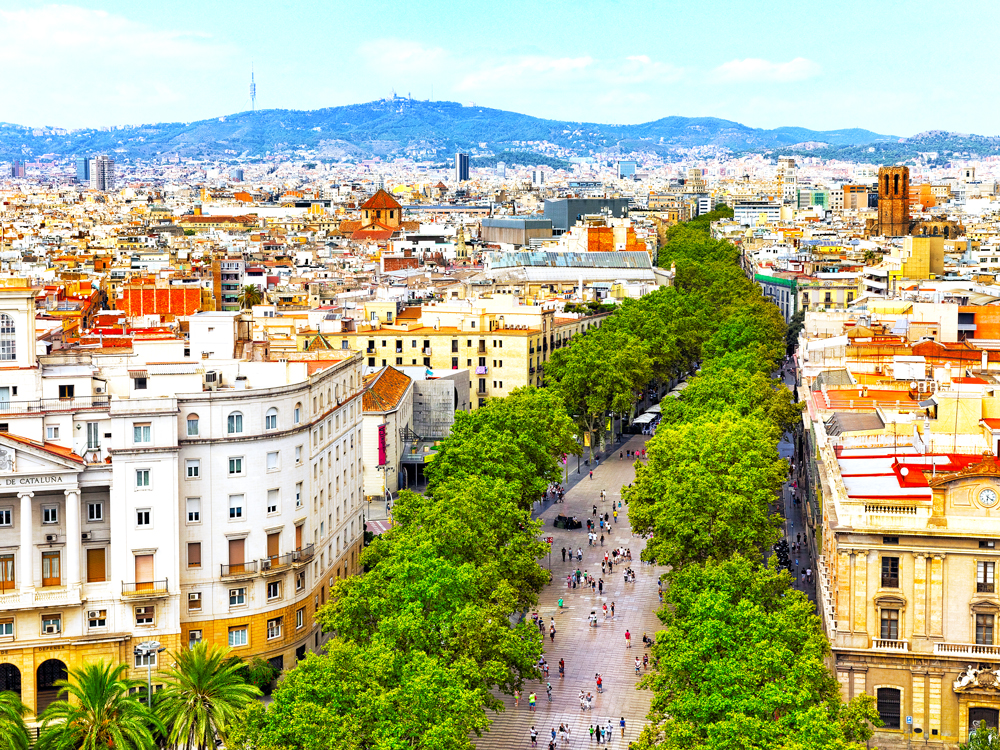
[0,287,363,718]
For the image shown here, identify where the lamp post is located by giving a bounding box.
[134,640,165,706]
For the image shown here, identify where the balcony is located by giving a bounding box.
[366,348,375,354]
[0,396,110,417]
[292,544,315,565]
[220,562,257,579]
[979,582,996,593]
[422,347,432,356]
[122,579,169,598]
[934,642,1000,658]
[476,389,488,397]
[477,346,487,354]
[260,553,293,573]
[871,638,909,652]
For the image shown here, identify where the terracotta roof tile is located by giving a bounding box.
[362,366,412,412]
[360,189,402,211]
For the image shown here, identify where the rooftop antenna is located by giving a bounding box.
[250,63,257,113]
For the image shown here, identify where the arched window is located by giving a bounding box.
[884,174,889,195]
[186,414,199,437]
[294,403,302,424]
[876,688,901,729]
[227,412,243,434]
[893,173,899,196]
[0,314,14,361]
[265,407,278,430]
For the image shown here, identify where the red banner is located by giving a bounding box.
[378,424,387,466]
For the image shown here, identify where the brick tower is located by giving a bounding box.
[877,166,910,236]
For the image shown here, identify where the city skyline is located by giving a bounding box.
[3,0,999,134]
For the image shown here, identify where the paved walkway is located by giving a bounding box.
[476,435,666,749]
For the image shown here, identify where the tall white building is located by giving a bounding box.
[0,288,364,717]
[89,155,115,192]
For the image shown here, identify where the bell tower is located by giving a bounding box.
[877,166,910,237]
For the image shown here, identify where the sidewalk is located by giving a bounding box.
[476,435,665,749]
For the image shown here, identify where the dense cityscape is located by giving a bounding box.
[5,2,1000,749]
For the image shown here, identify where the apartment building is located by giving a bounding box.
[0,287,363,717]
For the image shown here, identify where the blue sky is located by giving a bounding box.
[2,0,997,134]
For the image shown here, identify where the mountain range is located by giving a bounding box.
[3,99,998,164]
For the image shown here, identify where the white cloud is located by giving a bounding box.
[0,5,237,127]
[712,57,821,83]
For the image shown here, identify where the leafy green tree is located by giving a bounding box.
[964,723,1000,749]
[626,416,785,569]
[786,308,805,354]
[237,284,264,309]
[37,661,161,750]
[673,363,800,432]
[0,691,30,750]
[158,642,261,750]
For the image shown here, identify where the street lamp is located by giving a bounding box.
[134,640,165,706]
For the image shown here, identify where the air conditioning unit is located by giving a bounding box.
[188,592,201,602]
[45,534,57,543]
[43,624,59,634]
[203,370,219,391]
[81,532,92,541]
[87,610,101,619]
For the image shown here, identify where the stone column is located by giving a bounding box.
[930,554,945,637]
[64,488,80,588]
[853,550,869,633]
[912,553,927,636]
[18,491,33,590]
[929,673,943,738]
[911,671,926,735]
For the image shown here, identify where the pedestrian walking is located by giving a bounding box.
[611,601,615,617]
[598,578,604,595]
[595,673,603,693]
[515,689,521,707]
[529,692,536,711]
[589,724,595,742]
[589,470,593,480]
[550,624,556,642]
[530,726,538,746]
[635,657,641,674]
[602,602,608,618]
[546,683,552,701]
[600,534,604,547]
[619,451,623,460]
[643,652,649,670]
[620,717,625,738]
[593,504,598,516]
[551,727,557,744]
[596,724,603,744]
[559,658,565,679]
[605,720,614,743]
[625,629,631,648]
[561,547,566,563]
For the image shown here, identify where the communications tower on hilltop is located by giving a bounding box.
[250,64,257,112]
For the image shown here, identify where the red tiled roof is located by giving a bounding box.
[352,228,395,241]
[362,366,412,412]
[1,433,85,464]
[360,189,402,211]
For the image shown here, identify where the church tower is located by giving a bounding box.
[877,166,910,237]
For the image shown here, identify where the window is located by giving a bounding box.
[267,617,282,639]
[88,609,106,628]
[188,542,201,569]
[42,506,58,524]
[188,630,203,649]
[228,627,248,647]
[295,445,302,464]
[881,556,899,588]
[982,541,997,549]
[229,588,246,606]
[880,608,899,640]
[0,314,14,361]
[0,618,11,636]
[58,384,74,399]
[296,482,303,508]
[186,460,200,478]
[229,495,244,520]
[41,614,62,634]
[188,593,202,612]
[265,408,277,430]
[296,572,305,591]
[267,489,279,514]
[267,580,281,600]
[133,423,151,443]
[882,536,899,545]
[296,608,304,629]
[133,377,147,390]
[46,426,59,440]
[267,452,279,471]
[186,498,201,523]
[135,650,156,668]
[978,614,996,645]
[876,688,901,729]
[979,562,996,593]
[135,469,150,488]
[227,412,243,434]
[294,404,301,424]
[0,509,10,527]
[87,503,102,522]
[135,606,155,625]
[136,509,151,527]
[228,457,243,475]
[186,415,199,436]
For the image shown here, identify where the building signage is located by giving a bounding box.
[3,475,66,486]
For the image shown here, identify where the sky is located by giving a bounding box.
[2,0,998,135]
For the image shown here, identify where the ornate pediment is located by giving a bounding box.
[929,452,1000,488]
[955,665,1000,692]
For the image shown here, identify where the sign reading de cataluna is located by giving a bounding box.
[2,475,67,487]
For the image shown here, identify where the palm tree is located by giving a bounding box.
[36,661,160,750]
[156,642,261,750]
[0,690,30,750]
[237,284,264,310]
